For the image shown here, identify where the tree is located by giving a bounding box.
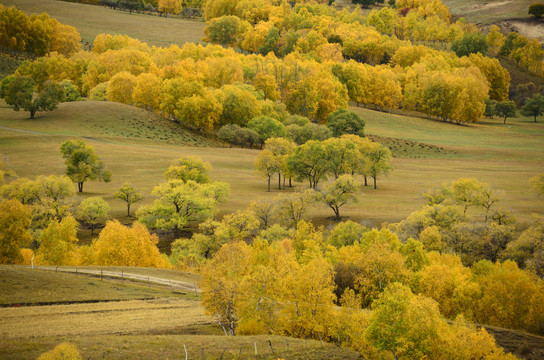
[76,197,110,235]
[137,180,230,233]
[327,220,366,248]
[529,3,544,18]
[319,175,361,220]
[521,94,544,122]
[365,143,392,190]
[164,157,212,184]
[288,140,329,189]
[203,15,242,47]
[0,199,32,264]
[0,76,64,118]
[278,189,318,228]
[255,149,277,192]
[530,174,544,196]
[114,183,142,217]
[450,178,484,216]
[325,108,365,137]
[60,140,111,192]
[451,33,488,57]
[494,100,517,124]
[247,116,286,148]
[37,216,79,265]
[87,220,169,267]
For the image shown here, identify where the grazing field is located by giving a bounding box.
[0,266,362,360]
[0,0,206,46]
[442,0,530,25]
[1,100,543,240]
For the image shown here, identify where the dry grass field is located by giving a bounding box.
[0,0,206,46]
[0,267,363,360]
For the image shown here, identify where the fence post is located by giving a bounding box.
[183,344,187,360]
[122,270,124,284]
[254,342,257,355]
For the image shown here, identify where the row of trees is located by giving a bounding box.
[485,94,544,123]
[256,134,392,193]
[0,5,81,57]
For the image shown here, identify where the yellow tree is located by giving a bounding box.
[50,19,81,57]
[0,199,32,264]
[158,0,183,15]
[486,25,505,57]
[200,241,251,335]
[88,220,169,267]
[37,216,79,266]
[106,71,137,104]
[132,72,161,110]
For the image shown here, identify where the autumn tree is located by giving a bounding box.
[521,94,544,122]
[319,175,361,220]
[114,183,142,217]
[88,220,169,267]
[277,189,318,228]
[529,174,544,196]
[203,15,243,47]
[37,216,79,265]
[76,196,110,235]
[495,100,517,124]
[255,149,277,192]
[262,137,295,190]
[164,156,212,184]
[288,140,329,189]
[60,140,111,192]
[37,343,81,360]
[0,76,64,118]
[0,199,32,264]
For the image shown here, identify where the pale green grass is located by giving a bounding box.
[1,0,206,46]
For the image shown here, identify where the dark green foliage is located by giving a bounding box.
[286,123,332,145]
[0,76,64,118]
[529,3,544,18]
[521,94,544,122]
[218,124,260,148]
[484,99,497,119]
[60,140,111,192]
[326,108,365,137]
[351,0,377,7]
[451,33,488,57]
[259,27,279,56]
[494,101,517,124]
[247,116,286,146]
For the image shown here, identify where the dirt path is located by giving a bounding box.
[35,266,199,293]
[0,126,46,135]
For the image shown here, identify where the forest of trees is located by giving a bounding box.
[2,0,544,358]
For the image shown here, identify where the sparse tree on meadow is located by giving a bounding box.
[114,183,142,217]
[60,140,111,192]
[521,94,544,123]
[494,101,517,124]
[76,197,110,235]
[319,175,361,220]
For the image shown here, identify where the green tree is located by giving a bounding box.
[76,196,110,235]
[0,76,64,119]
[0,199,32,264]
[494,100,517,124]
[255,149,277,192]
[164,156,212,184]
[451,33,489,57]
[203,15,242,47]
[529,3,544,18]
[113,183,142,217]
[137,180,230,233]
[60,140,111,192]
[325,108,365,137]
[288,140,329,189]
[365,143,392,190]
[521,94,544,123]
[247,116,286,148]
[319,175,361,220]
[484,99,497,118]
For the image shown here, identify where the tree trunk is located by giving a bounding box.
[278,173,282,190]
[535,115,538,123]
[364,175,368,186]
[29,110,36,119]
[373,176,377,190]
[503,116,507,124]
[127,204,131,217]
[78,182,84,192]
[289,177,292,187]
[267,176,271,192]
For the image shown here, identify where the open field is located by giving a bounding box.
[442,0,530,25]
[0,266,363,360]
[1,101,543,241]
[1,0,206,46]
[1,266,544,359]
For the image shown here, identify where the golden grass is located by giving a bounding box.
[1,0,206,46]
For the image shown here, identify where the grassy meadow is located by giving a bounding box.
[0,267,363,360]
[0,0,206,46]
[1,100,542,242]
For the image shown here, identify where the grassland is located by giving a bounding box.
[1,100,543,240]
[0,266,363,360]
[1,0,206,46]
[442,0,530,24]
